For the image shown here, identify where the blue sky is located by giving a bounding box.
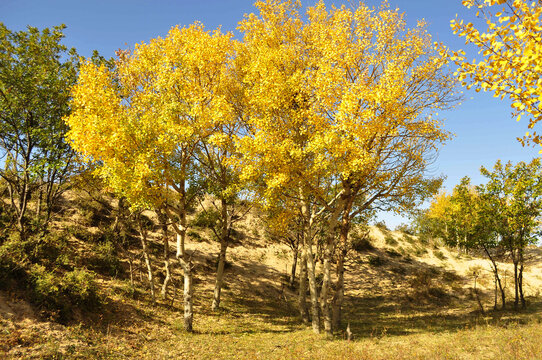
[2,0,539,228]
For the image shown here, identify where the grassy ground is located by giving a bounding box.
[1,194,542,359]
[2,294,541,359]
[2,254,542,360]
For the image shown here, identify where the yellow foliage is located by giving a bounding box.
[65,24,235,209]
[236,0,457,204]
[451,0,542,146]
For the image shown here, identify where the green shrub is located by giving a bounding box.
[414,246,428,257]
[87,241,123,277]
[391,265,407,275]
[62,268,100,307]
[351,234,374,252]
[403,234,416,244]
[395,223,414,235]
[187,230,204,242]
[367,255,384,267]
[29,264,60,303]
[28,265,100,319]
[442,270,462,284]
[418,234,430,245]
[67,225,96,242]
[433,250,447,261]
[76,198,110,227]
[385,249,402,258]
[191,210,219,229]
[384,235,398,246]
[374,221,388,232]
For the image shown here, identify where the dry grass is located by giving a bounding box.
[2,202,542,359]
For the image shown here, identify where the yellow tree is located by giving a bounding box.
[65,23,234,332]
[236,0,350,334]
[307,1,458,333]
[451,0,542,146]
[237,0,458,335]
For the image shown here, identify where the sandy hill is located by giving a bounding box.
[1,191,541,359]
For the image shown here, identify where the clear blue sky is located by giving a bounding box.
[2,0,539,228]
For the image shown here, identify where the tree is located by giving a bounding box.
[481,159,542,309]
[66,23,235,332]
[193,128,253,311]
[237,0,458,335]
[451,0,542,146]
[428,159,542,310]
[305,0,456,333]
[0,24,78,235]
[441,177,506,310]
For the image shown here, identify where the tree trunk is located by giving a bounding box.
[298,247,309,324]
[162,255,171,301]
[305,234,320,333]
[289,247,298,289]
[212,197,230,311]
[138,222,156,304]
[498,272,506,310]
[212,239,228,311]
[512,253,519,310]
[160,212,171,301]
[482,246,505,310]
[473,274,485,314]
[36,186,43,220]
[331,191,352,331]
[332,248,346,330]
[320,207,341,336]
[320,243,332,336]
[176,207,194,332]
[299,190,320,333]
[519,249,525,309]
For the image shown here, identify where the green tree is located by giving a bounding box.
[445,177,506,310]
[481,159,542,309]
[0,24,78,235]
[66,23,235,332]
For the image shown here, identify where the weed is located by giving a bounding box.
[87,241,123,277]
[351,235,374,252]
[368,255,384,267]
[433,250,447,261]
[385,235,398,247]
[385,249,402,258]
[187,230,205,242]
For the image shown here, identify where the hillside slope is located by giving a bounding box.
[1,192,541,359]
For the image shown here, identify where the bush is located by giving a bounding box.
[28,265,100,320]
[433,250,447,261]
[187,230,204,242]
[442,270,462,284]
[29,264,60,304]
[414,246,428,257]
[62,268,100,307]
[384,235,398,246]
[191,210,219,229]
[76,198,111,227]
[418,234,430,245]
[87,241,123,277]
[0,229,101,321]
[67,225,96,243]
[385,249,402,258]
[395,223,414,235]
[351,234,374,252]
[403,234,416,244]
[367,255,384,267]
[374,221,388,231]
[391,265,407,275]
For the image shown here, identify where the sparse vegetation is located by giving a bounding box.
[2,1,542,358]
[433,250,447,261]
[384,235,398,247]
